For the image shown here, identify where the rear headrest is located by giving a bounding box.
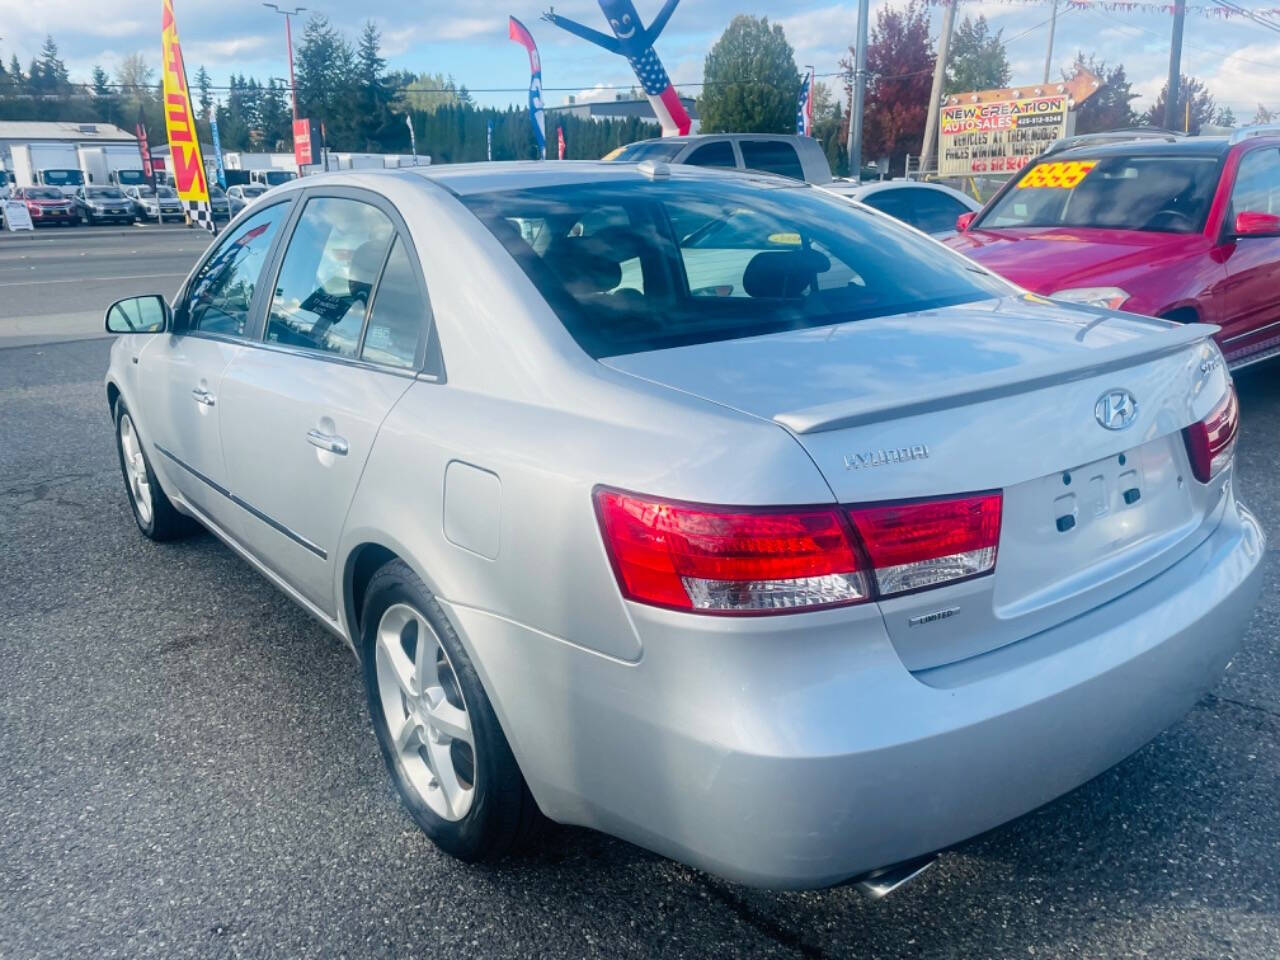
[742,249,831,299]
[549,237,623,296]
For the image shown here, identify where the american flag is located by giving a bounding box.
[796,70,814,136]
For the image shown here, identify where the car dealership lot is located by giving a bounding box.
[1,236,1278,959]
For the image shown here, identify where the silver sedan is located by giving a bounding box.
[102,161,1264,891]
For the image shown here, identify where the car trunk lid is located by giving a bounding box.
[602,295,1232,670]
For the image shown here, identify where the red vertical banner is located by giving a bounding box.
[293,118,314,167]
[557,126,566,160]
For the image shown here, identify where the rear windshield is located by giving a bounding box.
[610,141,685,163]
[463,178,1008,358]
[978,154,1221,234]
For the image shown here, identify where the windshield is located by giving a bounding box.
[87,187,125,199]
[263,171,294,186]
[244,185,268,197]
[115,170,145,185]
[27,188,64,200]
[134,186,156,198]
[157,187,177,198]
[463,178,1009,358]
[978,155,1221,234]
[611,141,686,163]
[41,170,83,186]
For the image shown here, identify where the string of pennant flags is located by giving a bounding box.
[925,0,1280,15]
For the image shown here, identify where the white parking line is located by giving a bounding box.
[0,272,188,288]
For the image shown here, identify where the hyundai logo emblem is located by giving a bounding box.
[1095,388,1138,431]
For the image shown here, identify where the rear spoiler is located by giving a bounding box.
[775,322,1219,435]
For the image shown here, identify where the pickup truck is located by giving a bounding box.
[607,133,833,185]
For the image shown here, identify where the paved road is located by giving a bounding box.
[0,226,207,346]
[0,245,1277,958]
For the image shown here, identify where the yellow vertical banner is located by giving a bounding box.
[161,0,215,233]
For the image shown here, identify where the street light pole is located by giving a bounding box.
[1163,0,1186,130]
[848,0,870,181]
[263,3,305,121]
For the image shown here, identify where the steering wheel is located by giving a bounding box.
[1145,208,1196,231]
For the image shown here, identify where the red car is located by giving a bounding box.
[947,130,1280,369]
[11,186,79,226]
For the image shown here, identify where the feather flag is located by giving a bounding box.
[796,69,814,137]
[161,0,215,234]
[508,17,547,160]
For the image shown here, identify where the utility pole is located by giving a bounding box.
[847,0,870,180]
[1043,0,1058,84]
[263,3,306,121]
[1163,0,1185,130]
[920,0,957,178]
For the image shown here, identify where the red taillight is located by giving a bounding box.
[594,487,1002,615]
[848,493,1002,597]
[1183,386,1238,484]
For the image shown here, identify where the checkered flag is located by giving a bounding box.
[184,199,217,236]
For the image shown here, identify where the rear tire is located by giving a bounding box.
[113,401,198,541]
[361,560,540,862]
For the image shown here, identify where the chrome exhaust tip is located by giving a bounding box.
[852,854,938,900]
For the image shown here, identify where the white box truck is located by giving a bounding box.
[10,143,85,195]
[79,145,146,188]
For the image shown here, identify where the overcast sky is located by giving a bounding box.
[0,0,1275,117]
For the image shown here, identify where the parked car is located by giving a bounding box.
[103,162,1263,893]
[11,186,78,226]
[123,184,184,221]
[225,183,268,216]
[607,133,833,184]
[947,126,1280,369]
[822,180,981,238]
[208,185,232,221]
[74,185,137,225]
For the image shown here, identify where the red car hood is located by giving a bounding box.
[945,226,1209,294]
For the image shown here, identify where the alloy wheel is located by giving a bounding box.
[374,603,476,821]
[118,413,153,526]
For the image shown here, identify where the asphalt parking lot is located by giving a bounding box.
[1,233,1277,959]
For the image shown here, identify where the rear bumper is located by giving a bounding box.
[449,494,1264,889]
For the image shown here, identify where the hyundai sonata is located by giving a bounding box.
[103,161,1264,891]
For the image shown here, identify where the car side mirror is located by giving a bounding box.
[1233,211,1280,238]
[105,295,170,334]
[956,211,976,232]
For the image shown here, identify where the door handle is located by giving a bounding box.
[306,429,349,456]
[191,387,216,407]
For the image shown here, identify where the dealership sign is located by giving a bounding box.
[937,70,1099,179]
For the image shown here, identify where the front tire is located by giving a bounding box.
[114,402,197,541]
[361,560,539,862]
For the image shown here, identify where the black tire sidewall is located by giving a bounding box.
[360,564,515,862]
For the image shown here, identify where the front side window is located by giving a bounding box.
[911,190,971,234]
[685,140,736,169]
[185,203,288,336]
[1230,148,1280,216]
[739,141,804,181]
[979,154,1220,234]
[266,197,394,358]
[464,179,1009,358]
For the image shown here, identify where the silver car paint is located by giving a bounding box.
[106,162,1265,889]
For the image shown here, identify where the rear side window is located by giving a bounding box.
[685,140,736,169]
[266,197,395,358]
[360,238,423,369]
[463,179,1008,358]
[739,141,804,181]
[185,203,288,336]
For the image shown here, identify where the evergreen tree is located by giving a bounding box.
[945,16,1010,94]
[1144,75,1215,135]
[37,35,70,94]
[355,21,394,150]
[294,14,357,146]
[196,65,213,121]
[9,55,25,91]
[699,15,800,134]
[1065,53,1139,134]
[1213,105,1236,127]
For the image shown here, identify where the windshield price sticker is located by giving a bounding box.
[1018,160,1097,190]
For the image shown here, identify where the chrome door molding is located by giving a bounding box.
[155,442,328,559]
